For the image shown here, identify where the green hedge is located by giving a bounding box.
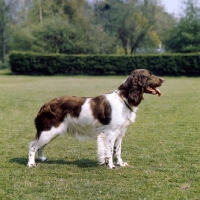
[9,51,200,76]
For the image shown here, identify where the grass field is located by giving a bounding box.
[0,72,200,199]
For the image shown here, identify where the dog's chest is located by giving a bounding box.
[107,93,137,128]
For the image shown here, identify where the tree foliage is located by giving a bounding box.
[0,0,183,58]
[0,0,9,63]
[94,0,161,54]
[164,0,200,53]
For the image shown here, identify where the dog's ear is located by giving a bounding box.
[127,71,144,106]
[133,70,149,87]
[120,71,143,89]
[118,70,147,106]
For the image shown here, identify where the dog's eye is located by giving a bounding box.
[143,75,151,80]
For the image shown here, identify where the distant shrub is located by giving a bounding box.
[9,51,200,76]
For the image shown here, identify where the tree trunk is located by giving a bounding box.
[39,0,43,27]
[1,1,5,63]
[130,32,146,54]
[118,28,128,55]
[122,42,128,55]
[2,25,5,63]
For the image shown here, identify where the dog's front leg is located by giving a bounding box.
[113,135,128,167]
[97,132,106,165]
[104,134,116,169]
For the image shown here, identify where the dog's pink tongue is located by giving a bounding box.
[155,88,161,97]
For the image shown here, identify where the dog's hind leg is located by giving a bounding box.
[27,131,58,167]
[38,145,47,162]
[27,139,38,167]
[28,124,66,167]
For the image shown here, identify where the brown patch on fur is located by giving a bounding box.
[118,69,164,106]
[90,95,112,125]
[35,96,86,138]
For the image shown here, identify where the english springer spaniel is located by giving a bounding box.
[28,69,164,168]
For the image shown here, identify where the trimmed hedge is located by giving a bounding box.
[9,51,200,76]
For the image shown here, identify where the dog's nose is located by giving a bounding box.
[160,78,165,82]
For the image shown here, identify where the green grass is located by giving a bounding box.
[0,73,200,199]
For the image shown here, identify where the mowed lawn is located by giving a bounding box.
[0,72,200,199]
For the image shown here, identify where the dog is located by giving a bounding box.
[28,69,164,168]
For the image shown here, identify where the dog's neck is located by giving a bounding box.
[115,90,136,112]
[116,84,144,107]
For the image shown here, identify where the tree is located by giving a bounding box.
[95,0,160,54]
[0,0,33,60]
[154,5,176,47]
[0,0,7,63]
[128,0,159,54]
[8,25,38,52]
[26,0,115,54]
[0,0,176,56]
[164,0,200,53]
[33,17,75,53]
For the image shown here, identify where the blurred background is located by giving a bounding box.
[0,0,200,66]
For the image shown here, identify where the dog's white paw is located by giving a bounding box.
[27,162,37,167]
[105,157,116,169]
[117,161,129,167]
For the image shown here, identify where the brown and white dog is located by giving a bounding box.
[28,69,164,168]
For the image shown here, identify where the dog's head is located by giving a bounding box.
[118,69,164,106]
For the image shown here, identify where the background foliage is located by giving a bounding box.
[0,0,177,64]
[0,0,200,75]
[164,0,200,53]
[9,51,200,76]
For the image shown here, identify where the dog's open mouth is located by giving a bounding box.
[146,86,162,97]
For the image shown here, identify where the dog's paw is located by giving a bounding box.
[121,162,129,166]
[27,162,37,167]
[116,161,129,167]
[38,156,48,162]
[105,157,116,169]
[106,164,116,169]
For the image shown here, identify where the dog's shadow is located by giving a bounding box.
[10,157,98,168]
